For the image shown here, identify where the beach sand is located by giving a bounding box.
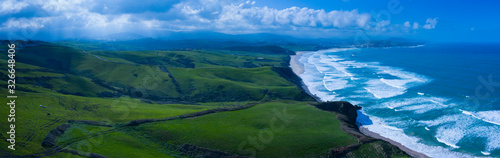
[289,50,430,158]
[289,51,305,75]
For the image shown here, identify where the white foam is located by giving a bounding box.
[381,98,419,109]
[324,60,348,72]
[470,110,500,126]
[299,49,359,100]
[374,65,429,83]
[383,125,404,131]
[425,127,430,131]
[327,55,344,62]
[302,77,341,102]
[418,92,425,95]
[399,103,446,114]
[380,78,408,89]
[436,137,460,148]
[379,97,450,113]
[481,151,491,155]
[457,110,500,152]
[468,126,500,153]
[460,109,475,116]
[419,114,482,151]
[419,114,463,127]
[362,114,474,158]
[364,79,406,99]
[360,63,429,99]
[323,76,350,91]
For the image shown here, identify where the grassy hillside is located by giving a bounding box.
[0,89,224,156]
[0,40,409,158]
[4,42,309,102]
[44,101,360,158]
[49,101,409,158]
[136,101,358,157]
[169,67,308,102]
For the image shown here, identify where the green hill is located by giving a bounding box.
[0,40,409,158]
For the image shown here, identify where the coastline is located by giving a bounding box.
[289,51,321,102]
[289,51,305,75]
[289,50,429,158]
[359,127,430,158]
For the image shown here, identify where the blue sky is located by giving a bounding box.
[0,0,498,42]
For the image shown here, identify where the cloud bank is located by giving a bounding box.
[0,0,438,39]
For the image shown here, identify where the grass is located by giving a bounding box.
[169,67,306,102]
[55,124,113,146]
[3,42,310,102]
[86,50,286,68]
[344,140,411,158]
[0,41,405,158]
[135,101,358,157]
[0,89,222,156]
[64,130,176,158]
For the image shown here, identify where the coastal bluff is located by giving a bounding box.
[313,101,413,158]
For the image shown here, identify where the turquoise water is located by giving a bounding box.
[296,44,500,157]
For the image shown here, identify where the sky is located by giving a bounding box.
[0,0,499,42]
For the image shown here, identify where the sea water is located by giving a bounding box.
[296,43,500,157]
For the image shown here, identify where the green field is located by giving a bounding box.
[136,101,358,157]
[0,89,223,155]
[0,40,408,158]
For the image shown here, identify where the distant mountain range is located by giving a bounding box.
[2,30,425,52]
[51,31,424,52]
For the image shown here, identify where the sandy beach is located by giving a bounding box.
[289,50,430,158]
[289,51,305,75]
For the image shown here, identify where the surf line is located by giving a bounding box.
[459,109,500,126]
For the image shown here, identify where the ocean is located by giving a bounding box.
[295,43,500,157]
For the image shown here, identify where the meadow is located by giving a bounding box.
[0,40,408,157]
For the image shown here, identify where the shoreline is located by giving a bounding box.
[288,49,430,158]
[289,51,321,102]
[359,127,430,158]
[289,51,305,75]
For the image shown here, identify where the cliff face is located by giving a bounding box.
[313,102,368,142]
[314,101,361,127]
[313,101,411,158]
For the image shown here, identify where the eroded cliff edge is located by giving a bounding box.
[314,101,412,158]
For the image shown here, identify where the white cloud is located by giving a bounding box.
[181,5,202,15]
[142,19,161,28]
[0,0,437,39]
[413,22,419,29]
[35,0,88,13]
[0,0,29,14]
[404,21,410,27]
[5,17,49,29]
[214,3,371,32]
[423,17,438,29]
